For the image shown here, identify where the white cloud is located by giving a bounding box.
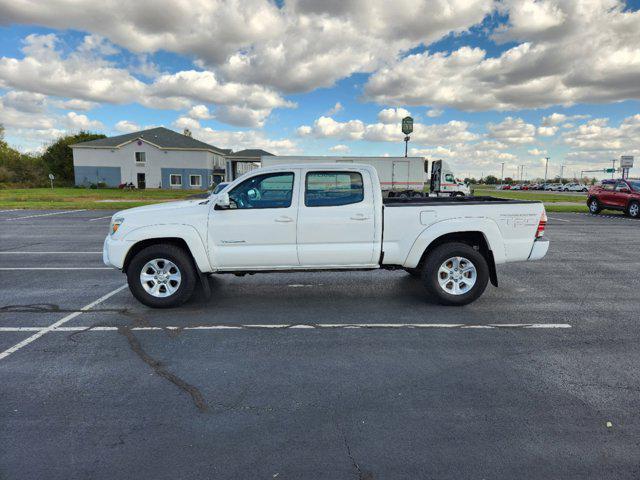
[114,120,141,133]
[426,108,443,118]
[2,91,46,113]
[298,115,479,146]
[537,126,558,137]
[365,1,640,110]
[327,102,343,116]
[55,99,98,111]
[528,148,547,156]
[187,105,212,120]
[487,117,536,144]
[329,144,350,153]
[65,112,103,131]
[377,108,411,124]
[172,117,298,154]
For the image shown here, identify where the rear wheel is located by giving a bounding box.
[127,244,197,308]
[627,201,640,218]
[422,242,489,306]
[588,197,601,214]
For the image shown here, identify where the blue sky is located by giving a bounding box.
[1,0,639,179]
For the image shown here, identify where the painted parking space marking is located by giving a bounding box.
[0,284,127,361]
[548,216,572,222]
[3,210,87,221]
[0,267,111,270]
[0,323,571,333]
[88,215,113,222]
[0,251,102,254]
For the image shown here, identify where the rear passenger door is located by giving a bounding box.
[297,170,376,267]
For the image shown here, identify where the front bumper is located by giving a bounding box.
[528,237,549,260]
[103,235,132,269]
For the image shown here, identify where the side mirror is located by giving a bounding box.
[214,192,230,210]
[619,187,631,193]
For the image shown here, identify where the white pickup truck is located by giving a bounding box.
[104,163,548,308]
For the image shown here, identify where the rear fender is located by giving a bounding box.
[403,217,505,269]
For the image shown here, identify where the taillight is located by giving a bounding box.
[536,211,547,238]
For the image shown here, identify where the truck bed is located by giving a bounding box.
[383,195,540,206]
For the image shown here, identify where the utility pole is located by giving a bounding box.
[521,164,526,182]
[611,159,616,178]
[544,157,549,186]
[560,164,565,182]
[500,162,505,183]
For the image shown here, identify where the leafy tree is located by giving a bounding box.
[42,131,106,183]
[484,175,498,185]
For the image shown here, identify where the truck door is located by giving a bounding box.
[297,170,376,267]
[208,170,300,269]
[392,161,410,190]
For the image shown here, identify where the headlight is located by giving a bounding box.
[110,217,124,235]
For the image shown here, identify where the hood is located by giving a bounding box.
[116,198,210,217]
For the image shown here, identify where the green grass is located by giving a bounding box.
[473,187,585,203]
[0,187,200,210]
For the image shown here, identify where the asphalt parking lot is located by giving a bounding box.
[1,209,639,479]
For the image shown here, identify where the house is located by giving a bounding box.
[71,127,231,189]
[225,149,274,181]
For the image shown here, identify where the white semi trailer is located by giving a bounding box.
[260,156,471,197]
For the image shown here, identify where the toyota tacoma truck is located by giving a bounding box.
[103,164,549,308]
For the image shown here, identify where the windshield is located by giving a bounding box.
[212,182,229,194]
[628,180,640,192]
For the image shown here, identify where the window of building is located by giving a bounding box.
[170,174,182,187]
[190,175,202,187]
[305,171,364,207]
[135,152,146,163]
[228,172,294,209]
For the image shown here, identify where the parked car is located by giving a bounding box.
[103,163,549,308]
[563,183,589,192]
[587,179,640,218]
[511,184,522,190]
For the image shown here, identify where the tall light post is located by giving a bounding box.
[611,159,616,178]
[544,157,549,186]
[500,162,505,183]
[560,164,565,182]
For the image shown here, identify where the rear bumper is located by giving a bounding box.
[103,235,131,270]
[528,238,549,260]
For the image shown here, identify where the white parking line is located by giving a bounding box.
[548,216,571,222]
[0,284,127,361]
[0,251,102,254]
[0,323,571,332]
[0,267,111,270]
[88,216,112,222]
[0,209,22,213]
[3,210,87,221]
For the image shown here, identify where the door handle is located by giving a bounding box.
[350,214,370,221]
[275,216,293,223]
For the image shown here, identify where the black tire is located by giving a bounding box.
[627,201,640,219]
[587,197,601,214]
[127,243,197,308]
[421,242,489,306]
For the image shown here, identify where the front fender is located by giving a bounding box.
[123,224,212,273]
[403,217,505,268]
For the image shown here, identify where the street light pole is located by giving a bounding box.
[611,159,616,178]
[560,164,565,182]
[500,162,505,182]
[544,157,549,187]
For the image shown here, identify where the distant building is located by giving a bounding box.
[71,127,230,189]
[225,149,274,180]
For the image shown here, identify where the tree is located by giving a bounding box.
[42,131,106,184]
[484,175,498,185]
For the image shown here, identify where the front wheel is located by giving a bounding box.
[588,197,601,214]
[627,201,640,219]
[127,244,197,308]
[422,242,489,306]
